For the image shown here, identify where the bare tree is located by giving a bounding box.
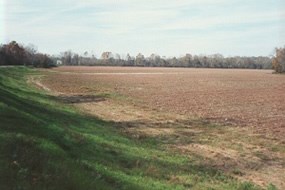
[272,47,285,73]
[135,53,145,66]
[101,52,113,60]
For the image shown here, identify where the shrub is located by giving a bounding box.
[272,47,285,73]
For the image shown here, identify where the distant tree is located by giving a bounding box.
[209,54,224,68]
[148,53,161,67]
[61,50,73,65]
[101,52,113,60]
[169,57,178,67]
[0,41,27,65]
[184,53,192,67]
[272,47,285,73]
[125,53,134,66]
[135,53,145,66]
[193,55,201,68]
[33,53,53,68]
[0,41,55,68]
[72,53,79,65]
[24,43,37,66]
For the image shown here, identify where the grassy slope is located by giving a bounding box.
[0,67,262,190]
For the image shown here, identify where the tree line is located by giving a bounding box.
[59,50,272,69]
[0,41,284,72]
[0,41,54,68]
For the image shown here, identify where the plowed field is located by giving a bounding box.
[44,66,285,134]
[37,66,285,189]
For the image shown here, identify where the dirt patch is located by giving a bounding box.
[57,94,105,104]
[176,143,285,188]
[28,75,51,92]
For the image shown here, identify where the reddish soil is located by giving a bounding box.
[37,66,285,189]
[44,66,285,136]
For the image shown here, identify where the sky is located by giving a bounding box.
[0,0,285,57]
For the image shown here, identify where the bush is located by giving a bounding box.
[272,47,285,73]
[33,53,54,68]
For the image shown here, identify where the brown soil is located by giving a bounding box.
[35,66,285,189]
[45,66,285,136]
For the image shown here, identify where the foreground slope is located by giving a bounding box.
[0,67,268,189]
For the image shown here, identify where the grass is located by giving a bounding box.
[0,67,263,190]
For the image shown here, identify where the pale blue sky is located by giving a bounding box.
[1,0,285,57]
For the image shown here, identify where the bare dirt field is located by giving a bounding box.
[45,66,285,133]
[37,66,285,189]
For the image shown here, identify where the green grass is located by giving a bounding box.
[0,67,261,190]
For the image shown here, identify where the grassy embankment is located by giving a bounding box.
[0,67,263,190]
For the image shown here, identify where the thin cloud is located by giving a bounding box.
[1,0,284,56]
